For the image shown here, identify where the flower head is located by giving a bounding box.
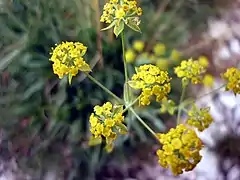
[133,40,144,52]
[187,105,213,131]
[125,49,136,63]
[89,102,127,152]
[50,41,91,84]
[129,64,171,105]
[174,59,206,85]
[222,67,240,95]
[203,74,214,88]
[153,43,166,56]
[156,124,203,175]
[100,0,142,35]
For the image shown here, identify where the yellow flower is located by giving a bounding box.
[100,0,142,34]
[50,41,91,84]
[174,59,206,85]
[203,74,214,88]
[153,43,166,56]
[115,8,125,19]
[187,105,213,131]
[156,58,168,70]
[198,56,209,68]
[129,64,171,105]
[125,49,136,63]
[89,102,126,152]
[222,67,240,95]
[156,124,203,175]
[133,40,144,52]
[170,49,181,61]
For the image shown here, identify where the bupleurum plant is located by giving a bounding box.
[49,0,240,176]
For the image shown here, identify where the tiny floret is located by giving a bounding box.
[50,41,91,84]
[156,124,203,175]
[129,64,171,106]
[187,105,213,132]
[222,67,240,95]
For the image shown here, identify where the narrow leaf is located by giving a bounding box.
[101,21,116,31]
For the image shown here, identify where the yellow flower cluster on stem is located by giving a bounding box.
[129,64,171,105]
[222,67,240,95]
[50,41,91,84]
[174,59,206,85]
[89,102,127,152]
[156,124,203,175]
[101,0,142,23]
[187,105,213,132]
[101,0,142,36]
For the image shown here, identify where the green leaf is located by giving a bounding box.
[113,20,124,37]
[68,73,73,85]
[79,63,92,72]
[128,80,141,89]
[101,20,116,31]
[88,136,102,146]
[126,17,141,33]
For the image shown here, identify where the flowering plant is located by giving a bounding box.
[49,0,240,176]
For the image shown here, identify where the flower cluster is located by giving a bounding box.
[50,41,91,84]
[129,64,171,105]
[222,67,240,95]
[100,0,142,23]
[156,124,203,175]
[187,105,213,132]
[174,59,206,85]
[100,0,142,35]
[89,102,127,152]
[125,41,182,71]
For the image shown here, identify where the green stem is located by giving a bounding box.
[122,96,140,113]
[121,31,130,104]
[177,85,186,124]
[121,31,128,82]
[130,107,158,139]
[182,84,226,107]
[196,84,226,100]
[85,73,123,103]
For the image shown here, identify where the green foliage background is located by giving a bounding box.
[0,0,216,179]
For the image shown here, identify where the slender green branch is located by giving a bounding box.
[182,84,226,107]
[85,73,123,103]
[121,31,130,105]
[122,96,140,113]
[196,84,226,100]
[121,31,128,82]
[130,107,158,139]
[177,85,186,124]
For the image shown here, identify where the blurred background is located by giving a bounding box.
[0,0,240,179]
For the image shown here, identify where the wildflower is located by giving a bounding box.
[156,124,203,175]
[156,58,168,70]
[203,74,214,88]
[89,102,127,152]
[198,56,209,68]
[50,41,91,84]
[153,43,166,56]
[129,64,171,105]
[222,67,240,95]
[133,40,144,52]
[160,97,176,115]
[174,59,206,85]
[126,49,136,63]
[170,49,181,61]
[187,105,213,132]
[101,0,142,36]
